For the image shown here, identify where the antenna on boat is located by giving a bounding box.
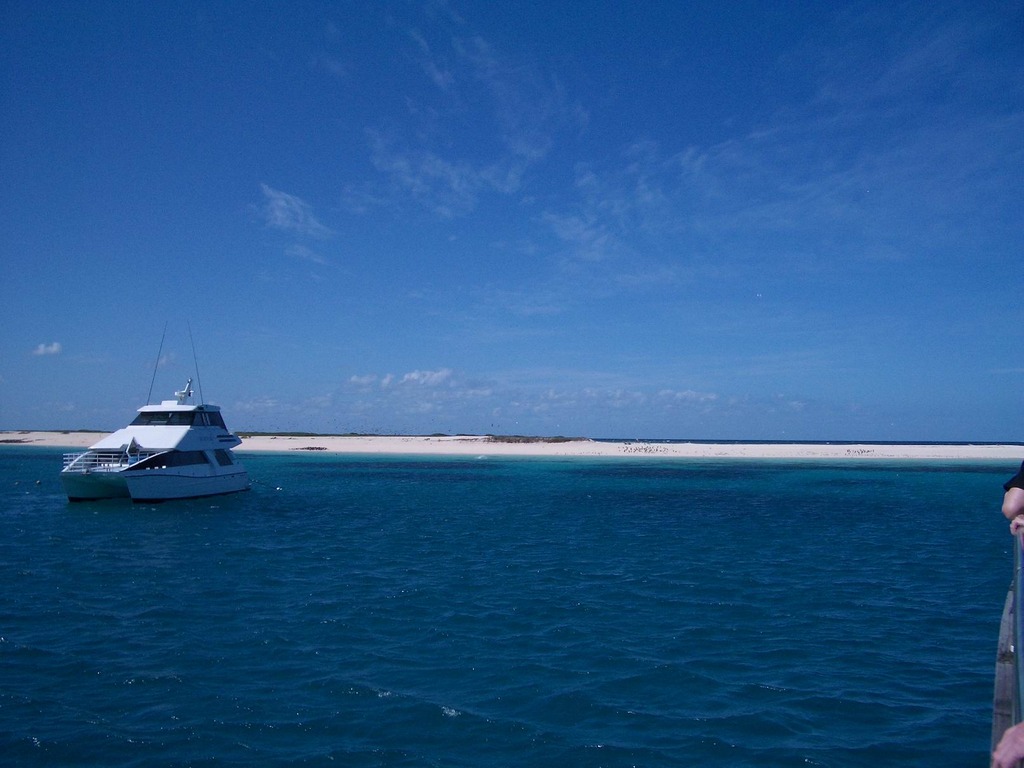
[188,322,205,404]
[175,378,193,404]
[146,322,168,404]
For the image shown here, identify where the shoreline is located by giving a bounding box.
[3,431,1022,461]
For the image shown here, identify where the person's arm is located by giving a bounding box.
[1004,487,1024,534]
[993,721,1024,767]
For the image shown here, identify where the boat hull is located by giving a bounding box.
[61,464,249,502]
[61,470,131,501]
[124,467,250,502]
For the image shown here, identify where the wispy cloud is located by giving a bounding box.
[452,34,566,164]
[409,28,454,91]
[260,183,333,239]
[367,132,486,219]
[311,52,347,79]
[32,342,62,356]
[285,244,331,267]
[535,7,1023,301]
[344,10,582,219]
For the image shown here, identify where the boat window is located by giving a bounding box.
[131,451,210,470]
[208,412,226,429]
[214,450,234,466]
[130,411,196,426]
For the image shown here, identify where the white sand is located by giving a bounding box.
[4,431,1022,460]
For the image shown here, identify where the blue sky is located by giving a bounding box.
[2,1,1022,440]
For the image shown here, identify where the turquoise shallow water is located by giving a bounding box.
[0,447,1016,766]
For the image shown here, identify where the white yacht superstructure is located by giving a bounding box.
[60,379,249,502]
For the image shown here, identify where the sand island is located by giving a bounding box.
[3,431,1021,461]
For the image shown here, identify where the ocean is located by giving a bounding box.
[0,447,1016,766]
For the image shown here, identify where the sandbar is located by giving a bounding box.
[3,431,1022,461]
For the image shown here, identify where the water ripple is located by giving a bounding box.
[0,449,1008,766]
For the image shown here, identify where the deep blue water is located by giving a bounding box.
[0,447,1016,766]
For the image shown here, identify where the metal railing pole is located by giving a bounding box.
[994,533,1023,754]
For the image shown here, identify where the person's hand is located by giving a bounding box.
[1012,516,1024,535]
[993,722,1024,767]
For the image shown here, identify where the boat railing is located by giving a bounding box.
[62,450,158,473]
[994,532,1024,756]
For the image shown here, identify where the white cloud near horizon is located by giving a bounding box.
[350,369,454,389]
[335,368,744,429]
[401,368,453,386]
[32,342,62,356]
[214,359,880,438]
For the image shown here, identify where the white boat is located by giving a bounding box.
[60,379,249,502]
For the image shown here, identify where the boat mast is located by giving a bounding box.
[188,322,205,404]
[146,322,168,405]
